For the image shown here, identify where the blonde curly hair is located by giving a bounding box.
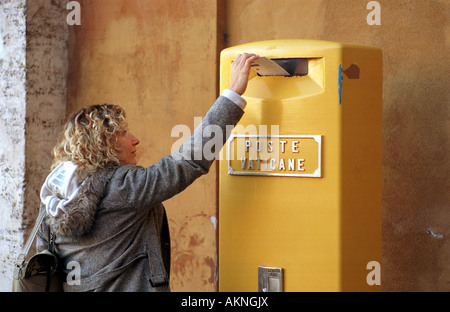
[52,104,129,173]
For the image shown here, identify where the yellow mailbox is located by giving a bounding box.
[219,40,382,292]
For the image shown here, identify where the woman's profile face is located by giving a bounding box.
[116,132,140,165]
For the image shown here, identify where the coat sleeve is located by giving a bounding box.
[108,95,244,209]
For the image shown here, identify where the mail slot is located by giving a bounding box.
[219,40,382,292]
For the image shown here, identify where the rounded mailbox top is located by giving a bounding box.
[221,39,380,58]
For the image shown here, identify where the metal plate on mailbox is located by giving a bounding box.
[227,135,322,177]
[258,266,283,292]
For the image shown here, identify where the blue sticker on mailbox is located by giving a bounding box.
[338,64,343,105]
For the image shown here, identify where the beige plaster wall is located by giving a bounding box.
[66,0,224,291]
[226,0,449,291]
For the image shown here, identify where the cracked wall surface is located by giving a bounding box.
[0,0,27,291]
[0,0,68,291]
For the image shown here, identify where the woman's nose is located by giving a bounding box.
[132,134,140,146]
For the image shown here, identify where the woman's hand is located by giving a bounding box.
[228,53,259,96]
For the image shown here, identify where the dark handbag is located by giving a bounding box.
[12,211,64,292]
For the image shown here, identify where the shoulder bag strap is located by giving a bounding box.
[16,209,46,264]
[46,224,56,292]
[48,225,55,254]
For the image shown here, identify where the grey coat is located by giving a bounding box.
[37,96,244,292]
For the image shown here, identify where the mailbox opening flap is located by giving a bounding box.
[244,57,324,99]
[251,57,308,76]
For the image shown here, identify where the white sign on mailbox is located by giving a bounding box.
[227,134,322,178]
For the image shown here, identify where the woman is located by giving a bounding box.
[36,53,259,292]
